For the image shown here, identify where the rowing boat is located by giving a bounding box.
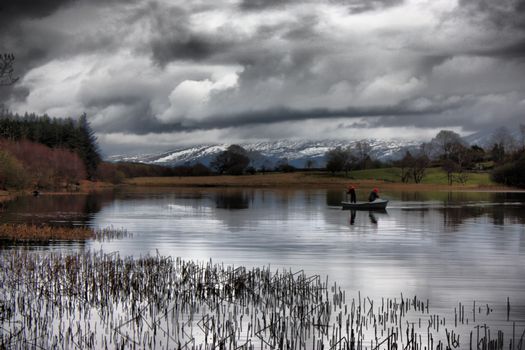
[341,199,388,210]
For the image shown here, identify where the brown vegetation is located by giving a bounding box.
[0,224,129,241]
[0,138,86,190]
[0,224,94,241]
[95,161,183,184]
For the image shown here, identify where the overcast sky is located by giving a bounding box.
[1,0,524,155]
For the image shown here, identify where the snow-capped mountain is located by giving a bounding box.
[108,139,420,168]
[463,126,523,149]
[108,126,524,168]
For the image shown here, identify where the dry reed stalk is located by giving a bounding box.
[0,224,129,241]
[0,223,94,241]
[0,250,521,350]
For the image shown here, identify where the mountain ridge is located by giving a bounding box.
[108,139,421,169]
[108,126,524,169]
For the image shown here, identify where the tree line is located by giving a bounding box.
[324,127,525,187]
[2,108,523,189]
[0,110,101,179]
[0,111,177,190]
[173,126,525,189]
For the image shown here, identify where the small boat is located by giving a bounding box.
[341,199,388,210]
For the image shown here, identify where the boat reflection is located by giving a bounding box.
[369,211,378,224]
[349,209,388,225]
[350,210,356,225]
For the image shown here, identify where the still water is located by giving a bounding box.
[2,187,525,322]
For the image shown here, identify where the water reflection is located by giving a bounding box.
[349,210,388,225]
[350,210,356,225]
[0,238,88,251]
[1,187,525,322]
[368,211,378,224]
[0,191,115,226]
[326,189,344,206]
[215,190,252,209]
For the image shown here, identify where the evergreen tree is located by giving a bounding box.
[76,113,101,180]
[0,111,102,181]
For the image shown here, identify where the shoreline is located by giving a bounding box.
[0,180,114,201]
[124,172,522,192]
[1,172,522,201]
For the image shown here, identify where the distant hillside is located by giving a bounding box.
[463,126,522,148]
[108,126,525,170]
[108,139,420,169]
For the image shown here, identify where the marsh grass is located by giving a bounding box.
[0,250,522,349]
[0,224,129,242]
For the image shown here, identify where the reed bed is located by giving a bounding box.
[0,224,130,242]
[0,250,522,349]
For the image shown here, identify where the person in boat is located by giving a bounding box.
[346,185,357,203]
[368,188,379,202]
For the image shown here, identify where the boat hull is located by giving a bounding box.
[341,199,388,210]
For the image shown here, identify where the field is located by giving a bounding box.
[338,167,494,186]
[125,168,514,191]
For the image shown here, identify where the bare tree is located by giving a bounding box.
[440,142,474,185]
[0,53,19,86]
[354,140,372,169]
[211,145,250,175]
[442,159,459,185]
[491,126,517,154]
[397,147,431,184]
[398,151,414,183]
[431,130,464,160]
[412,153,431,183]
[325,146,355,175]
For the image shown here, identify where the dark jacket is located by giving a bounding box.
[368,191,379,202]
[347,188,356,203]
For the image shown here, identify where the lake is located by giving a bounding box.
[1,187,525,346]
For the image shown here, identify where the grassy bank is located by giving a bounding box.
[333,167,494,186]
[125,168,516,191]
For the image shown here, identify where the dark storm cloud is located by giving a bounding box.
[456,0,525,61]
[143,3,234,64]
[0,0,136,27]
[458,0,525,30]
[239,0,404,12]
[340,0,404,14]
[0,0,73,25]
[94,96,455,135]
[152,35,234,64]
[239,0,295,11]
[471,40,525,59]
[146,3,320,65]
[0,0,130,81]
[93,102,156,134]
[0,0,72,69]
[4,0,525,154]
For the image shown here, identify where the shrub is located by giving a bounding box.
[115,162,175,178]
[491,154,525,188]
[96,162,125,184]
[211,145,250,175]
[191,163,212,176]
[0,149,29,190]
[0,138,86,189]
